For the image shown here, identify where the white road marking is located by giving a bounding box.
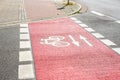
[80,35,93,46]
[20,40,31,49]
[78,24,88,27]
[20,34,30,40]
[20,28,29,33]
[112,48,120,54]
[19,51,33,61]
[91,11,105,16]
[115,20,120,23]
[85,28,95,32]
[68,35,80,46]
[100,39,116,46]
[70,17,78,21]
[75,20,82,23]
[92,33,104,38]
[20,24,28,27]
[19,64,34,79]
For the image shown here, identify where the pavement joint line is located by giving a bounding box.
[91,11,105,16]
[84,28,95,32]
[92,33,105,38]
[112,48,120,54]
[100,39,116,46]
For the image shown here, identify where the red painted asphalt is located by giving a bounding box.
[29,18,120,80]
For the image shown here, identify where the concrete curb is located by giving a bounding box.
[55,1,82,16]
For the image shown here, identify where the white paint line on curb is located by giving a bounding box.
[91,11,105,16]
[92,33,104,38]
[20,41,31,49]
[19,64,34,79]
[112,48,120,54]
[85,28,95,32]
[78,24,88,27]
[19,51,33,61]
[20,34,30,40]
[100,39,116,46]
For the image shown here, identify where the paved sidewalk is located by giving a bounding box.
[24,0,65,21]
[0,0,20,25]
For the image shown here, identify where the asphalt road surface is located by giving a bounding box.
[74,0,120,47]
[0,0,120,80]
[0,25,19,80]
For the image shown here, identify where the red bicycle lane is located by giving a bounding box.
[29,18,120,80]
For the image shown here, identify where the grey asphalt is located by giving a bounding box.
[73,0,120,47]
[0,25,19,80]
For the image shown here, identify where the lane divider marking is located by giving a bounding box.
[85,28,95,32]
[20,34,30,40]
[75,20,82,24]
[19,51,33,62]
[20,41,31,49]
[91,11,105,16]
[91,11,120,24]
[70,17,78,21]
[20,28,29,33]
[92,33,104,38]
[100,39,116,46]
[19,24,35,80]
[70,17,120,55]
[19,64,34,79]
[112,48,120,54]
[78,24,88,27]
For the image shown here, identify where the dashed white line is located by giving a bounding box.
[85,28,95,32]
[75,20,82,23]
[100,39,116,46]
[91,11,105,16]
[70,17,78,21]
[20,24,28,27]
[20,28,29,33]
[20,34,30,40]
[19,51,33,61]
[19,23,35,80]
[112,48,120,54]
[92,33,104,38]
[20,41,31,48]
[19,64,35,79]
[71,17,120,55]
[78,24,88,27]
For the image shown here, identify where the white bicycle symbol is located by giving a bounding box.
[40,36,70,47]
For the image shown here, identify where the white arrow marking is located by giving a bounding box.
[80,35,93,47]
[68,35,80,46]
